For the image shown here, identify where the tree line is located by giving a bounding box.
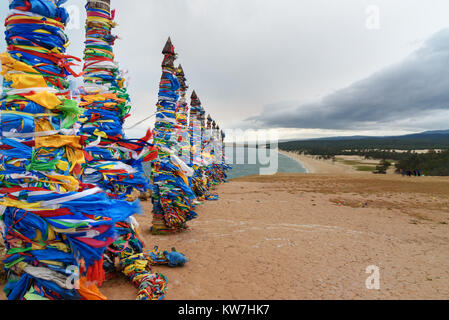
[277,137,449,176]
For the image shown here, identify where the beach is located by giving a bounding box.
[278,151,354,174]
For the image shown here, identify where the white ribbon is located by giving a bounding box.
[2,128,77,138]
[5,87,60,95]
[129,215,140,228]
[40,187,102,207]
[0,205,6,235]
[23,266,73,290]
[9,173,39,181]
[171,154,194,177]
[86,135,102,148]
[159,146,194,177]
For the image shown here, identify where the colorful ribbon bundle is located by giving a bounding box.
[188,92,219,201]
[79,0,156,200]
[102,218,144,278]
[0,0,143,300]
[118,245,186,300]
[211,123,226,182]
[103,214,187,300]
[151,38,197,235]
[203,120,228,186]
[175,65,191,166]
[119,247,167,300]
[220,130,231,179]
[189,90,203,169]
[203,115,214,166]
[77,0,185,301]
[201,117,220,189]
[188,91,205,199]
[101,193,188,300]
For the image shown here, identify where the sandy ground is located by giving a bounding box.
[1,173,449,300]
[103,174,449,300]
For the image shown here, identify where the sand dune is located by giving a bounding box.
[104,174,449,300]
[2,173,449,300]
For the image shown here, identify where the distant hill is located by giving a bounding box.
[421,129,449,135]
[278,129,449,153]
[309,135,377,141]
[283,129,449,143]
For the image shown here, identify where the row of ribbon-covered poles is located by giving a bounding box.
[79,0,185,300]
[150,37,230,235]
[0,0,186,301]
[0,0,138,300]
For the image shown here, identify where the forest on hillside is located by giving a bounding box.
[278,135,449,154]
[394,150,449,176]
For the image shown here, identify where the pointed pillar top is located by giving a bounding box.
[176,64,188,92]
[162,37,175,55]
[207,115,212,129]
[177,64,185,76]
[87,0,110,11]
[191,90,201,107]
[162,37,176,68]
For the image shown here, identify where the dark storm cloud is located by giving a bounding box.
[247,28,449,130]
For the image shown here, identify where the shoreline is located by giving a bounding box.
[278,150,313,173]
[278,150,358,174]
[277,149,310,173]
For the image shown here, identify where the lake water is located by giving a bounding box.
[142,147,307,180]
[226,147,307,180]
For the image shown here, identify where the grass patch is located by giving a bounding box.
[356,165,376,172]
[337,159,378,171]
[340,160,362,166]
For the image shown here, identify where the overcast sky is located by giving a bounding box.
[1,0,449,141]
